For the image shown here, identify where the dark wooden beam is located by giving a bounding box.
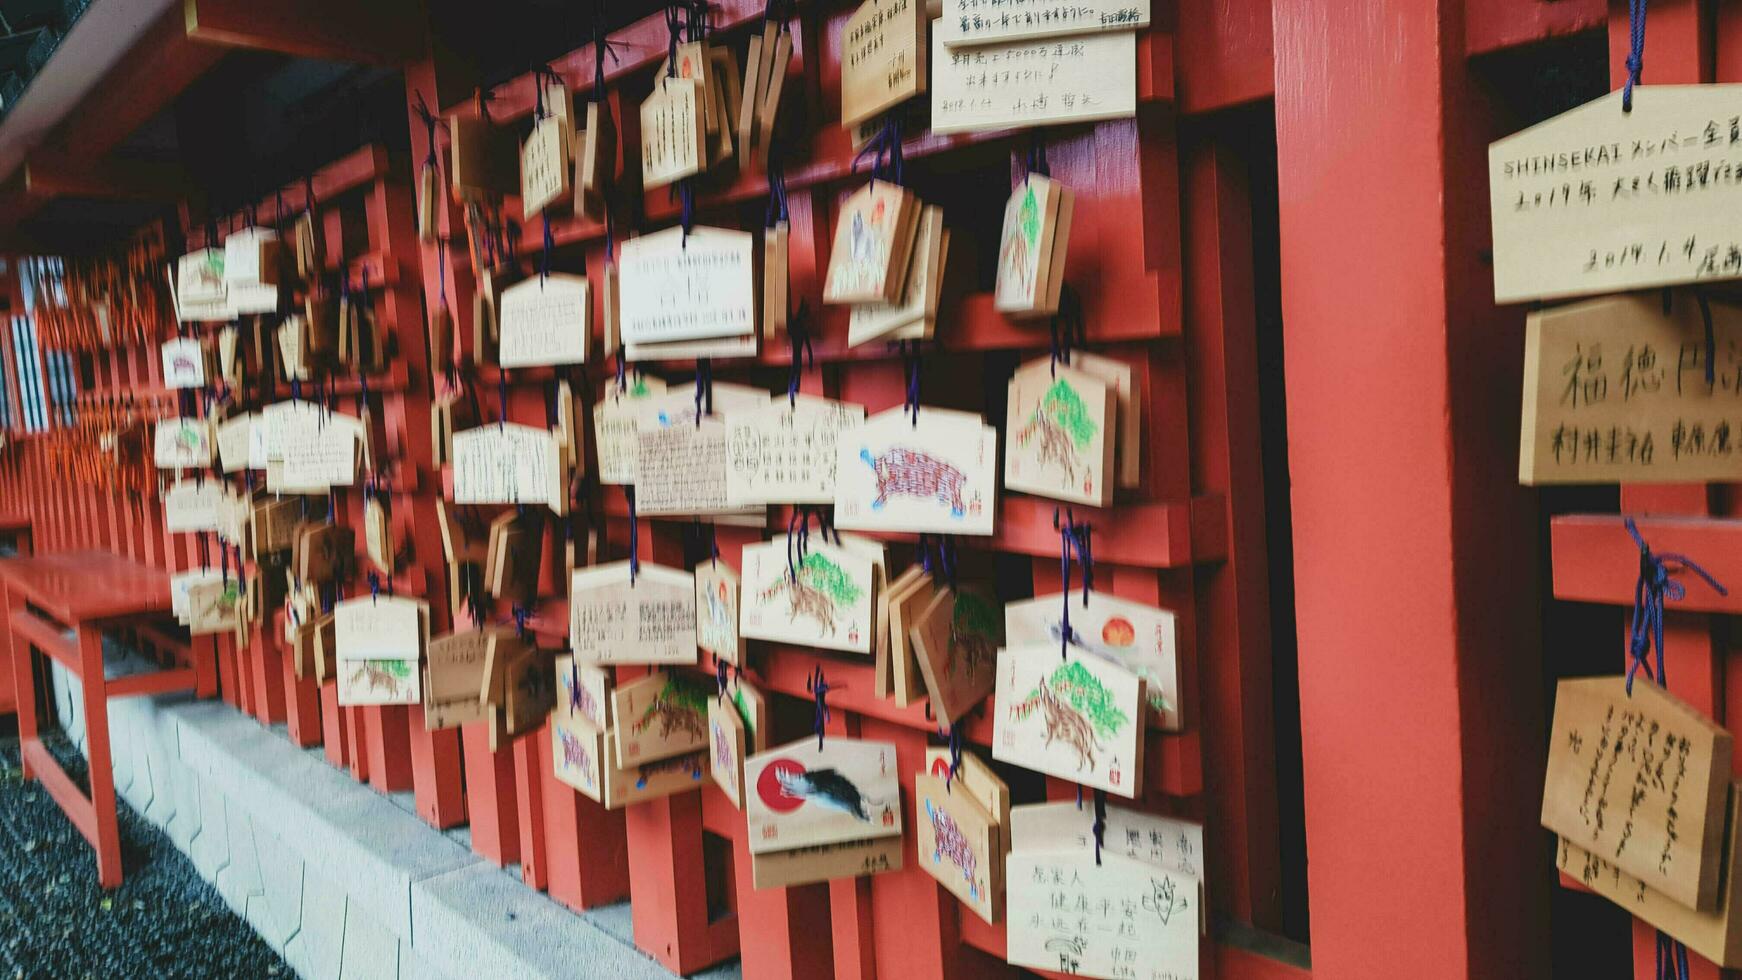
[183,0,426,67]
[24,154,191,201]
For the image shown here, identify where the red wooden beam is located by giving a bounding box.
[1552,515,1742,613]
[23,154,191,201]
[182,0,425,66]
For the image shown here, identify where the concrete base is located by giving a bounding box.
[46,652,738,980]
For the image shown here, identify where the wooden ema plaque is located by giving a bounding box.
[1072,352,1141,489]
[925,748,1012,845]
[1006,359,1116,507]
[995,176,1072,317]
[695,562,745,665]
[488,639,555,745]
[764,221,789,338]
[1542,676,1733,911]
[709,695,749,809]
[612,670,710,766]
[824,181,919,305]
[576,99,616,214]
[909,585,1003,724]
[186,579,244,636]
[557,654,613,731]
[914,772,1003,924]
[497,274,590,367]
[884,567,935,705]
[448,113,515,198]
[568,561,698,665]
[841,0,926,128]
[1006,849,1200,980]
[834,406,998,536]
[423,629,500,730]
[552,709,608,802]
[333,596,427,707]
[364,496,393,574]
[1489,86,1742,303]
[1005,591,1184,731]
[634,410,740,517]
[726,396,865,506]
[993,644,1145,798]
[745,737,902,856]
[1520,293,1742,484]
[163,479,224,533]
[939,0,1150,45]
[640,75,705,190]
[617,226,757,346]
[520,115,571,217]
[602,738,710,811]
[1558,782,1742,967]
[848,206,946,347]
[931,30,1137,136]
[740,539,878,655]
[154,416,212,469]
[593,373,667,485]
[1010,799,1208,933]
[452,423,559,506]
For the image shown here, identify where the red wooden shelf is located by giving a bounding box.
[1550,514,1742,614]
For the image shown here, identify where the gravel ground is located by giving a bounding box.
[0,727,287,980]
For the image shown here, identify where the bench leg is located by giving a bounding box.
[79,625,122,890]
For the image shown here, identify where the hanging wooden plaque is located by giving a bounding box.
[745,737,902,855]
[1557,783,1742,968]
[1005,592,1183,731]
[602,739,710,810]
[1070,352,1140,489]
[521,115,571,217]
[552,705,608,802]
[635,410,736,516]
[874,566,922,699]
[496,642,556,740]
[709,695,750,808]
[577,99,617,215]
[834,406,998,535]
[729,679,770,752]
[726,395,865,505]
[1005,359,1117,507]
[824,181,919,305]
[1543,675,1733,911]
[557,654,614,731]
[618,226,757,345]
[995,176,1072,317]
[750,834,903,890]
[449,113,515,198]
[640,75,705,190]
[498,273,590,367]
[484,509,543,605]
[1519,293,1742,484]
[931,29,1137,136]
[612,670,711,766]
[740,539,879,654]
[154,416,212,469]
[914,773,1002,924]
[160,337,206,389]
[568,561,698,665]
[756,26,793,161]
[334,596,427,707]
[1489,86,1742,303]
[695,561,746,665]
[294,522,353,584]
[1010,801,1206,888]
[939,0,1149,45]
[763,220,789,339]
[423,629,496,730]
[909,585,1003,723]
[452,423,559,506]
[1006,850,1199,980]
[593,374,669,485]
[738,31,765,161]
[186,579,245,636]
[993,644,1145,797]
[849,206,945,346]
[887,568,936,706]
[163,480,225,533]
[841,0,926,128]
[364,496,393,575]
[924,748,1011,842]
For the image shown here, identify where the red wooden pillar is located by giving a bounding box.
[539,719,630,911]
[1272,0,1549,977]
[462,723,520,866]
[514,731,549,891]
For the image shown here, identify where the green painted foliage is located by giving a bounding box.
[1038,378,1099,448]
[1018,186,1041,246]
[661,675,711,713]
[732,687,757,737]
[799,552,865,605]
[1049,660,1129,737]
[951,591,1001,641]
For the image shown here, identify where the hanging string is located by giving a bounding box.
[1049,286,1085,376]
[513,603,530,640]
[1058,511,1074,659]
[855,116,905,185]
[413,90,441,176]
[1025,132,1051,181]
[1625,516,1726,695]
[627,485,640,585]
[1091,789,1108,866]
[787,302,812,406]
[717,655,732,701]
[807,666,831,750]
[1623,0,1648,113]
[695,358,713,427]
[541,214,555,281]
[945,724,963,793]
[1694,289,1716,386]
[590,9,621,103]
[901,341,922,426]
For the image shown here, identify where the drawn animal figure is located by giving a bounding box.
[566,671,601,726]
[860,447,972,517]
[1037,683,1101,772]
[558,729,593,777]
[350,663,403,697]
[945,593,1000,682]
[632,681,707,742]
[775,766,873,820]
[1018,410,1078,482]
[713,722,736,784]
[760,577,838,635]
[925,799,980,896]
[1018,379,1099,483]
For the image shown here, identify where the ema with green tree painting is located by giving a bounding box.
[995,645,1145,797]
[741,540,879,654]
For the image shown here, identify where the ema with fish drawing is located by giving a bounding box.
[747,738,903,852]
[1009,660,1130,773]
[759,551,865,637]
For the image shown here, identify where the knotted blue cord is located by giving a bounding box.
[541,214,554,282]
[695,358,713,426]
[902,341,921,427]
[787,303,812,406]
[512,603,529,640]
[369,571,381,602]
[946,724,963,793]
[1623,0,1647,113]
[807,666,831,750]
[1695,289,1716,386]
[1626,516,1716,980]
[1092,789,1107,866]
[717,655,731,701]
[1625,516,1726,694]
[626,486,640,585]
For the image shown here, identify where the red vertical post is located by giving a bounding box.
[1272,0,1549,977]
[514,732,549,891]
[539,720,630,910]
[462,723,520,866]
